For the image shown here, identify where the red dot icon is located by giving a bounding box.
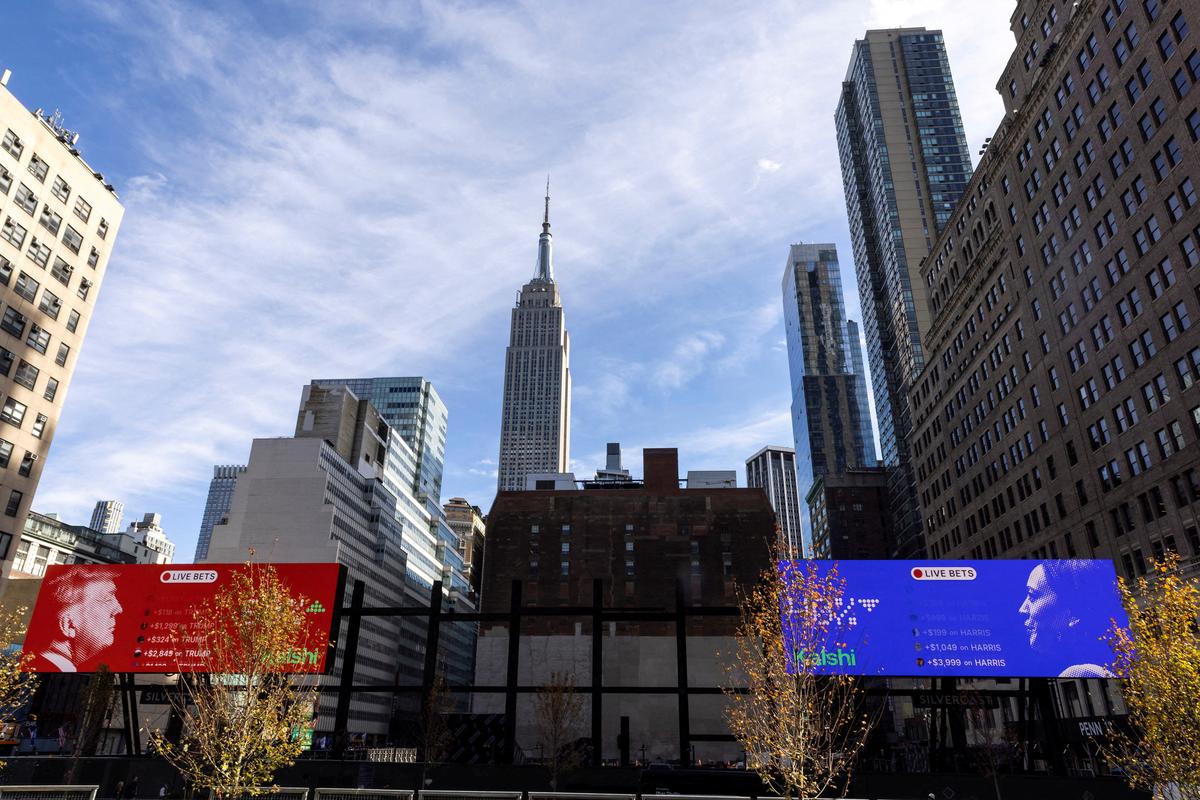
[912,568,923,579]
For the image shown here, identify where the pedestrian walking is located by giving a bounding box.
[114,780,124,800]
[127,776,140,800]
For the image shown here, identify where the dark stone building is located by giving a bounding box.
[474,447,776,762]
[910,0,1200,584]
[806,468,892,559]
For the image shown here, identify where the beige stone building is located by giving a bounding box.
[0,71,123,576]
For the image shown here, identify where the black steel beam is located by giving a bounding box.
[591,578,603,766]
[332,579,364,757]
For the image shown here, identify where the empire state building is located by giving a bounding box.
[497,186,572,492]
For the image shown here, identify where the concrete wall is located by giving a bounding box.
[473,631,741,763]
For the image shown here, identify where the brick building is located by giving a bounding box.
[806,468,892,559]
[474,447,776,763]
[909,0,1200,584]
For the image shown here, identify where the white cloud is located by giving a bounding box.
[33,0,1015,554]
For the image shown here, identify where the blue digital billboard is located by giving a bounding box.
[780,560,1129,678]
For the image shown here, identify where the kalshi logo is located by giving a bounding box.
[160,570,218,584]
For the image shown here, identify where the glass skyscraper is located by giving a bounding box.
[781,243,876,553]
[834,28,973,558]
[193,465,245,562]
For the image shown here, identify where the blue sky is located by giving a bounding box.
[11,0,1013,562]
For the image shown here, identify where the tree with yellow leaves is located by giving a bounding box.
[723,561,876,799]
[151,562,322,799]
[1103,551,1200,800]
[0,605,35,768]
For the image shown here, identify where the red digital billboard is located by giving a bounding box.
[22,563,343,674]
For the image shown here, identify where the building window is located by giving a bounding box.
[12,360,37,390]
[86,248,99,269]
[65,310,79,333]
[0,439,11,468]
[13,184,35,216]
[0,307,25,338]
[30,414,46,439]
[97,219,109,240]
[17,452,33,478]
[26,325,49,355]
[73,196,91,223]
[26,238,49,269]
[0,397,26,428]
[2,218,28,250]
[50,176,69,203]
[43,377,58,402]
[26,155,47,183]
[37,205,61,236]
[61,225,82,255]
[1,130,23,160]
[38,288,60,320]
[13,272,38,303]
[4,490,22,517]
[49,258,73,288]
[77,278,91,301]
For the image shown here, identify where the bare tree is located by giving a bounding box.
[533,670,585,789]
[150,562,322,799]
[723,561,877,799]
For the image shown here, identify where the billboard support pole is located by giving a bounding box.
[127,674,142,755]
[502,579,522,765]
[675,579,691,767]
[118,673,136,755]
[590,577,602,767]
[1033,677,1067,775]
[332,579,364,758]
[420,579,444,736]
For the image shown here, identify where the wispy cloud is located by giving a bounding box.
[31,0,1015,552]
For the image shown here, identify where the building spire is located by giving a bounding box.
[535,175,554,282]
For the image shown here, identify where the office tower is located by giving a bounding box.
[497,187,571,492]
[781,243,873,551]
[0,75,124,575]
[745,445,803,555]
[846,320,879,464]
[193,464,245,562]
[475,447,775,763]
[121,511,174,563]
[311,376,475,695]
[205,383,476,737]
[88,499,123,534]
[312,377,447,505]
[835,28,973,558]
[443,497,486,594]
[910,0,1200,584]
[594,442,632,482]
[807,468,891,559]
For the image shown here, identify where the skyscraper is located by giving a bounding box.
[497,186,571,493]
[193,465,245,562]
[0,74,124,575]
[745,445,803,556]
[88,499,123,534]
[313,377,448,505]
[846,320,878,465]
[781,243,873,551]
[835,28,973,557]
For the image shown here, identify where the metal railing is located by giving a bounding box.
[0,788,98,800]
[316,792,413,800]
[206,789,308,800]
[528,794,635,800]
[417,792,523,800]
